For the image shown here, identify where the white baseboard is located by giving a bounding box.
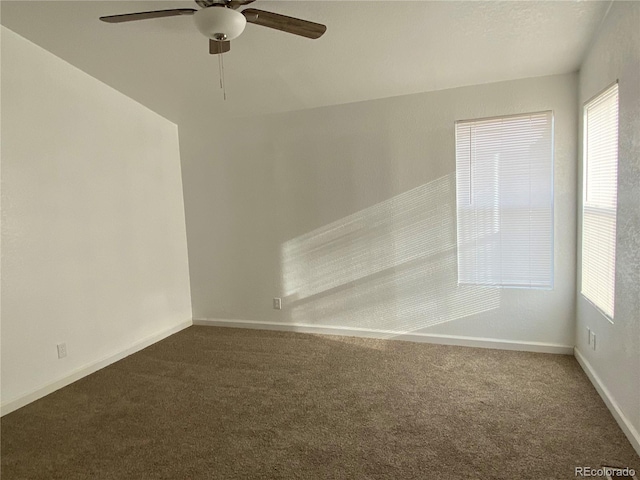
[574,348,640,457]
[1,319,193,416]
[193,318,574,355]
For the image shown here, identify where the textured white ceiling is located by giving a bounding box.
[1,1,610,123]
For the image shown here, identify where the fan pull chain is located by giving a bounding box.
[217,51,227,101]
[221,52,226,101]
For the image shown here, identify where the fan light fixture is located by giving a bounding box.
[99,2,327,56]
[194,7,246,41]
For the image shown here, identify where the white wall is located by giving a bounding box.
[181,72,578,349]
[0,27,192,411]
[575,1,640,452]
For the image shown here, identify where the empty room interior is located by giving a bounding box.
[1,0,639,478]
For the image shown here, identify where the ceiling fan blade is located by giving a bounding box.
[242,9,326,39]
[100,9,196,23]
[210,40,231,55]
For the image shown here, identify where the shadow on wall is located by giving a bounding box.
[280,174,500,337]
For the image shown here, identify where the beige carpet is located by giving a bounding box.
[2,326,638,479]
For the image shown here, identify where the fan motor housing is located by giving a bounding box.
[195,0,223,8]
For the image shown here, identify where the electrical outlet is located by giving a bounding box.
[57,343,67,359]
[591,332,597,351]
[273,297,282,310]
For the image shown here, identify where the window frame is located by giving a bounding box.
[454,110,555,289]
[580,81,619,323]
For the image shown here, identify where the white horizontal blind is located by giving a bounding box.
[582,83,619,319]
[455,111,553,287]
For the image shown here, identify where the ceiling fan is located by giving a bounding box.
[99,0,327,55]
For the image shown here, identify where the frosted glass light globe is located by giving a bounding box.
[194,7,246,41]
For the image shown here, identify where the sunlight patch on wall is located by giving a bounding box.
[280,174,500,335]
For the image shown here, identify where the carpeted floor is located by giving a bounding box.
[1,326,638,479]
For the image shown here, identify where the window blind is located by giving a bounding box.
[455,111,554,288]
[582,83,619,319]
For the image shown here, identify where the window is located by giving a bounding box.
[581,83,619,320]
[455,111,554,288]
